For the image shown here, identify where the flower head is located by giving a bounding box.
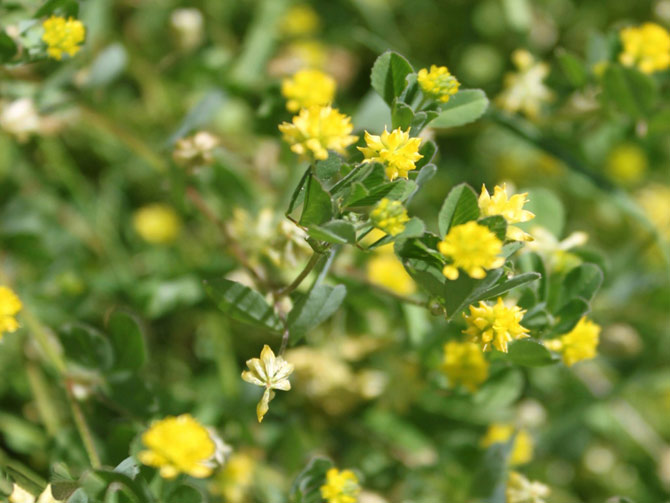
[479,184,535,241]
[358,127,423,181]
[619,23,670,74]
[0,98,41,141]
[138,414,217,479]
[211,452,255,503]
[438,221,505,280]
[173,131,220,167]
[497,49,553,119]
[366,236,416,297]
[481,423,534,465]
[42,16,85,60]
[370,198,410,236]
[281,69,336,112]
[545,317,600,366]
[10,483,62,503]
[279,105,357,160]
[0,286,22,340]
[280,4,321,38]
[417,65,460,103]
[506,471,550,503]
[241,344,294,422]
[133,204,181,244]
[605,143,647,185]
[320,468,361,503]
[442,341,489,392]
[463,297,529,353]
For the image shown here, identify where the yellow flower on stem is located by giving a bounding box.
[506,471,550,503]
[370,198,410,236]
[241,344,294,422]
[320,468,361,503]
[463,297,529,353]
[0,286,22,340]
[41,16,85,60]
[441,341,489,392]
[545,317,600,366]
[481,423,534,466]
[133,204,181,244]
[138,414,217,479]
[281,69,336,112]
[417,65,460,103]
[279,105,357,160]
[438,221,505,280]
[479,184,535,241]
[358,127,423,181]
[619,23,670,74]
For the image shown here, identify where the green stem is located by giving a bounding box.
[275,251,323,297]
[66,381,101,469]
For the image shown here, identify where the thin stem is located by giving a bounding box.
[275,251,323,297]
[66,381,101,469]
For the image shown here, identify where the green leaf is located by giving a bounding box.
[470,437,514,501]
[107,311,146,371]
[346,179,416,208]
[204,278,283,333]
[552,297,589,334]
[404,258,447,299]
[0,31,17,63]
[82,44,127,88]
[478,272,541,302]
[556,48,588,87]
[406,163,437,203]
[287,166,312,215]
[290,457,333,503]
[288,284,346,344]
[307,220,356,244]
[416,140,437,169]
[314,156,343,182]
[601,64,658,118]
[507,339,557,367]
[167,90,225,145]
[166,485,203,503]
[391,100,414,129]
[300,174,334,226]
[34,0,78,17]
[370,51,414,106]
[563,263,603,304]
[81,470,150,503]
[59,324,114,370]
[429,89,489,128]
[517,187,564,238]
[438,183,479,237]
[478,215,507,242]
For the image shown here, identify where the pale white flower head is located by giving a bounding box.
[170,8,204,50]
[241,345,294,422]
[497,50,554,119]
[507,472,550,503]
[0,98,41,141]
[10,484,62,503]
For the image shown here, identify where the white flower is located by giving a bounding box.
[0,98,41,141]
[10,484,62,503]
[241,345,294,422]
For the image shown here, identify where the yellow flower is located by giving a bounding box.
[497,49,553,119]
[138,414,217,479]
[366,253,416,297]
[133,204,181,244]
[280,4,321,38]
[281,68,336,112]
[463,297,529,353]
[619,23,670,74]
[211,453,255,503]
[358,127,423,181]
[605,143,647,185]
[481,424,534,465]
[545,317,600,366]
[279,105,357,160]
[320,468,361,503]
[506,471,550,503]
[41,16,85,60]
[417,65,460,103]
[441,341,489,392]
[241,344,294,422]
[370,198,409,236]
[636,183,670,240]
[0,286,22,339]
[438,221,505,280]
[479,184,535,241]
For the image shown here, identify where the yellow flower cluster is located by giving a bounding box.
[605,143,647,185]
[320,468,361,503]
[280,4,321,38]
[545,317,600,366]
[438,221,505,280]
[0,286,22,339]
[497,49,553,119]
[463,297,529,353]
[359,127,423,181]
[481,423,534,465]
[417,65,460,103]
[619,23,670,74]
[282,68,336,112]
[506,471,550,503]
[138,414,216,479]
[370,198,410,236]
[442,341,489,392]
[41,16,85,60]
[133,204,181,244]
[211,452,255,503]
[479,184,535,241]
[279,105,357,160]
[366,231,416,297]
[241,345,294,422]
